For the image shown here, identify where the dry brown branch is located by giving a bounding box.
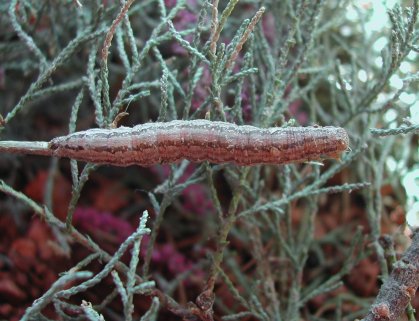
[361,229,419,321]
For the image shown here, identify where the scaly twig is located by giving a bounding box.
[360,229,419,321]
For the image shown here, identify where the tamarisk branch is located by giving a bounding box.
[361,229,419,321]
[0,141,51,156]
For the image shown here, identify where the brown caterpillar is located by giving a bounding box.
[45,120,349,166]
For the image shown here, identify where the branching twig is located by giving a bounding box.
[360,229,419,321]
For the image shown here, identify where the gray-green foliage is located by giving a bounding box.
[0,0,417,320]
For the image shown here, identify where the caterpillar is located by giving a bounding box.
[49,120,348,166]
[0,120,349,166]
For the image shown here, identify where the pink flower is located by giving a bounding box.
[151,163,214,216]
[152,244,199,276]
[262,12,276,45]
[73,207,134,243]
[164,0,177,8]
[182,184,214,215]
[148,243,205,286]
[0,67,5,89]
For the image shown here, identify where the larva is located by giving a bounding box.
[44,120,349,166]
